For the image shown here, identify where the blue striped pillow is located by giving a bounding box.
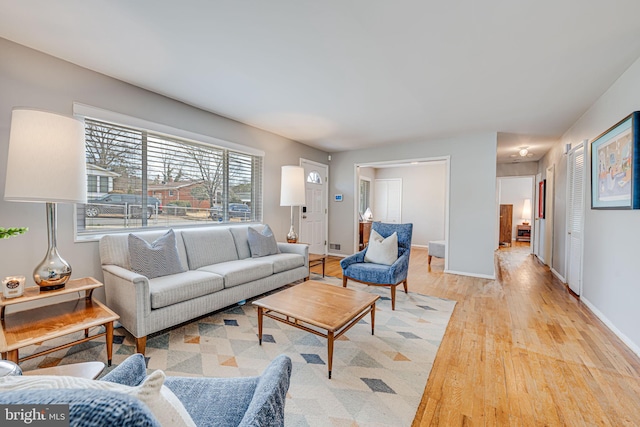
[128,230,186,279]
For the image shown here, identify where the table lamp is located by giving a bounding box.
[280,165,306,243]
[4,108,87,290]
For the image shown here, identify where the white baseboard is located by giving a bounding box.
[444,269,496,280]
[550,267,566,283]
[581,297,640,359]
[327,252,346,258]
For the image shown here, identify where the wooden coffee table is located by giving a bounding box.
[253,280,379,378]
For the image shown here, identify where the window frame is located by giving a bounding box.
[73,104,265,242]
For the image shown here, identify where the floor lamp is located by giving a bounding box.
[4,108,87,290]
[280,165,306,243]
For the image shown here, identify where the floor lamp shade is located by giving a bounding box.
[4,108,87,290]
[280,165,306,243]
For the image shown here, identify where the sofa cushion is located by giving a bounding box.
[129,230,186,279]
[101,229,188,271]
[248,224,280,258]
[182,228,239,270]
[253,253,305,274]
[149,270,224,309]
[0,371,195,427]
[197,259,273,288]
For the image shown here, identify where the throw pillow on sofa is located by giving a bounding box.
[248,224,280,257]
[364,229,398,265]
[129,229,186,279]
[0,370,195,427]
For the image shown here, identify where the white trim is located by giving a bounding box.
[327,252,346,258]
[550,267,566,283]
[73,102,265,157]
[582,297,640,358]
[444,269,496,280]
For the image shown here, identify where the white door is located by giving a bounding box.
[299,159,328,255]
[374,178,402,223]
[544,166,554,267]
[566,143,585,294]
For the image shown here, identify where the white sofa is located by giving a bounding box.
[99,225,309,354]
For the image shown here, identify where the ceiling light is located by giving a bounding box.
[519,148,529,157]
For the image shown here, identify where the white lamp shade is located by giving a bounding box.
[280,165,306,206]
[5,109,87,204]
[522,198,532,220]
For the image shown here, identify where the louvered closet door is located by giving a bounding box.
[567,143,585,295]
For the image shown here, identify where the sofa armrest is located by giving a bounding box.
[100,353,147,386]
[388,251,410,282]
[102,264,152,337]
[277,242,309,268]
[239,354,292,427]
[340,250,366,270]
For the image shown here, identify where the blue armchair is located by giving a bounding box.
[0,353,292,427]
[340,222,413,310]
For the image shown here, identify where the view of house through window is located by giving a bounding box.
[77,118,262,236]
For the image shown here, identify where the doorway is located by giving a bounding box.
[496,176,535,252]
[299,159,328,255]
[566,142,585,295]
[354,156,450,270]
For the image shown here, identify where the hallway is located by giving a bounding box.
[316,245,640,425]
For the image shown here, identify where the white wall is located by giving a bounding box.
[541,53,640,354]
[374,162,446,246]
[0,38,327,299]
[330,132,497,278]
[498,176,534,240]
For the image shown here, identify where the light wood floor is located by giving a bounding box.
[311,243,640,426]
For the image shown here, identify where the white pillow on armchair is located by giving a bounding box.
[364,230,398,265]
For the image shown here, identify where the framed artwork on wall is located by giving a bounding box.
[538,179,546,219]
[591,111,640,209]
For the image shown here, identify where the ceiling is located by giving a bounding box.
[3,1,640,163]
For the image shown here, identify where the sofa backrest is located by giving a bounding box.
[99,225,267,271]
[180,227,240,270]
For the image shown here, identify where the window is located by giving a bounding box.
[307,171,322,184]
[77,117,263,237]
[359,178,371,215]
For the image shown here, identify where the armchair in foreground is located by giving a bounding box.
[340,222,413,310]
[0,353,292,427]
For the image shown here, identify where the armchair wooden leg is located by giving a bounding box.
[342,276,348,288]
[428,255,432,265]
[390,285,396,311]
[403,280,408,294]
[135,336,147,355]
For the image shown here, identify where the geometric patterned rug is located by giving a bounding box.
[17,275,456,427]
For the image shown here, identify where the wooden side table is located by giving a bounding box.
[309,253,327,277]
[0,277,119,367]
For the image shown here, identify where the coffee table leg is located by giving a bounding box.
[106,322,114,367]
[371,303,376,335]
[322,258,325,277]
[257,307,263,345]
[327,330,334,379]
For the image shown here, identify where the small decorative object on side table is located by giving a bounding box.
[0,277,119,367]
